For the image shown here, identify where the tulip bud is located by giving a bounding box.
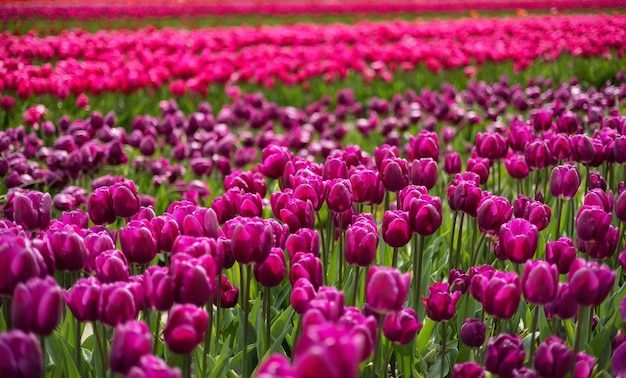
[422,282,461,322]
[231,218,274,265]
[291,278,316,314]
[110,320,152,375]
[326,179,353,213]
[522,260,558,305]
[163,304,208,354]
[170,254,214,307]
[534,336,574,378]
[460,318,486,348]
[499,219,538,264]
[549,164,581,200]
[484,334,525,378]
[45,225,88,271]
[99,282,138,327]
[127,355,182,378]
[345,215,379,267]
[260,145,292,180]
[366,266,410,314]
[285,229,319,257]
[0,330,43,378]
[568,258,615,306]
[12,191,51,231]
[65,277,101,322]
[12,276,62,336]
[409,130,439,161]
[383,307,422,345]
[452,362,485,378]
[88,187,116,225]
[213,275,239,308]
[254,248,287,288]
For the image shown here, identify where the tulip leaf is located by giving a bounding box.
[589,326,614,369]
[417,318,435,353]
[265,308,294,359]
[47,331,80,378]
[209,355,233,378]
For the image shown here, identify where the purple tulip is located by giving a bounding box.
[546,237,576,274]
[613,342,626,378]
[280,198,315,233]
[476,131,508,160]
[291,278,316,314]
[530,108,553,132]
[12,276,62,336]
[578,224,619,260]
[260,145,292,180]
[350,169,384,206]
[383,307,422,345]
[477,195,512,234]
[0,330,43,378]
[407,194,443,236]
[213,275,239,308]
[326,179,353,213]
[444,152,462,175]
[88,187,116,225]
[409,130,439,161]
[481,271,521,319]
[422,282,461,322]
[256,354,297,378]
[163,304,208,354]
[338,307,377,362]
[583,189,613,213]
[65,277,101,322]
[230,217,274,265]
[499,218,538,264]
[484,334,526,378]
[366,266,410,314]
[95,249,130,283]
[466,157,490,185]
[447,175,483,217]
[409,158,438,190]
[99,282,138,327]
[285,229,319,257]
[127,355,181,378]
[570,134,596,164]
[0,235,46,296]
[120,219,158,265]
[574,352,595,378]
[254,248,287,287]
[290,252,323,290]
[109,320,152,375]
[143,266,175,312]
[460,318,486,348]
[568,258,615,306]
[110,180,141,219]
[45,224,88,271]
[522,260,558,305]
[544,283,578,320]
[345,214,379,267]
[382,210,411,249]
[170,254,215,307]
[12,191,51,231]
[452,362,485,378]
[534,336,574,378]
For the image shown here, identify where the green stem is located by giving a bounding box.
[92,322,107,378]
[571,306,591,376]
[554,199,563,240]
[153,312,161,352]
[3,298,11,330]
[75,318,82,375]
[202,305,212,378]
[552,317,560,337]
[528,306,540,366]
[352,267,361,307]
[264,286,271,350]
[449,212,458,268]
[242,264,252,378]
[470,233,486,267]
[455,212,465,269]
[338,212,344,289]
[391,248,398,269]
[441,322,447,378]
[182,353,191,378]
[413,235,425,317]
[316,212,327,281]
[214,297,221,354]
[372,319,384,378]
[41,336,46,370]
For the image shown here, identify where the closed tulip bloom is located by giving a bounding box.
[170,254,214,307]
[382,210,411,248]
[469,265,497,302]
[383,307,422,345]
[374,144,399,170]
[398,185,428,211]
[12,276,62,336]
[366,266,410,314]
[530,108,553,132]
[466,157,490,185]
[521,200,551,232]
[345,216,379,267]
[285,229,319,257]
[548,133,571,161]
[534,336,574,378]
[380,157,410,192]
[127,355,181,378]
[99,282,138,327]
[408,195,443,236]
[163,304,208,354]
[460,318,486,348]
[544,283,578,320]
[546,237,576,274]
[143,266,175,312]
[570,134,595,164]
[409,158,438,190]
[12,191,51,231]
[0,235,46,296]
[322,156,348,181]
[231,218,274,265]
[45,225,88,271]
[213,275,239,308]
[326,179,353,212]
[65,276,101,322]
[409,130,439,161]
[444,152,462,175]
[256,354,298,378]
[110,320,152,375]
[549,165,581,200]
[60,209,89,229]
[422,282,461,322]
[350,169,384,206]
[522,260,558,305]
[567,258,615,307]
[525,139,555,170]
[477,195,513,234]
[280,198,315,233]
[482,271,521,319]
[574,352,595,378]
[0,330,43,378]
[255,248,286,287]
[484,334,526,378]
[291,278,317,314]
[579,225,619,260]
[338,307,377,362]
[447,176,483,217]
[120,220,158,265]
[615,188,626,223]
[95,249,130,283]
[290,252,323,290]
[504,153,530,180]
[110,180,140,219]
[452,362,485,378]
[476,132,508,160]
[88,187,116,225]
[260,145,292,180]
[583,188,613,213]
[499,219,538,264]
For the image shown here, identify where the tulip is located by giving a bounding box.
[613,342,626,378]
[407,194,443,236]
[110,180,141,219]
[422,282,461,322]
[163,304,208,354]
[570,135,596,164]
[291,278,316,314]
[382,210,411,249]
[452,363,485,378]
[466,157,490,185]
[409,158,438,190]
[476,131,508,160]
[12,276,62,336]
[444,153,462,175]
[583,188,613,213]
[260,145,292,180]
[573,352,595,378]
[254,248,287,287]
[213,275,239,308]
[409,130,439,161]
[545,283,578,320]
[45,225,88,271]
[256,354,297,378]
[482,271,521,319]
[567,258,615,307]
[285,229,319,257]
[546,237,576,274]
[484,334,526,378]
[460,318,486,348]
[477,195,512,234]
[88,187,116,225]
[170,254,215,307]
[120,220,158,265]
[326,179,353,213]
[109,320,153,375]
[0,330,43,378]
[280,198,315,233]
[0,235,46,296]
[95,249,130,283]
[345,216,379,267]
[365,266,410,314]
[99,282,138,327]
[338,307,377,362]
[530,108,553,132]
[127,355,182,378]
[522,260,558,305]
[230,218,274,265]
[322,156,348,181]
[383,307,422,345]
[143,266,175,312]
[578,224,619,260]
[447,176,483,217]
[290,252,323,290]
[504,153,530,180]
[65,277,101,322]
[12,191,51,231]
[350,169,384,206]
[499,218,538,264]
[534,337,574,378]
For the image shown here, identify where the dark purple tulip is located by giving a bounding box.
[484,334,526,378]
[444,152,462,175]
[409,158,438,190]
[574,352,595,378]
[460,318,486,348]
[170,254,214,307]
[127,355,181,378]
[374,144,399,170]
[290,252,323,290]
[568,258,615,307]
[548,133,571,161]
[256,354,297,378]
[522,260,558,305]
[0,330,43,378]
[615,188,626,223]
[88,186,116,225]
[65,277,101,322]
[349,170,384,206]
[322,156,348,181]
[231,218,273,265]
[99,282,138,327]
[12,276,62,336]
[449,269,470,294]
[260,145,292,180]
[163,304,208,354]
[213,275,239,308]
[477,195,512,234]
[579,224,619,260]
[383,307,422,345]
[452,363,485,378]
[280,198,315,233]
[45,225,88,271]
[546,237,576,274]
[482,271,521,319]
[345,215,379,267]
[447,175,482,217]
[60,209,89,229]
[409,130,439,161]
[255,248,286,287]
[511,368,539,378]
[380,157,410,193]
[525,139,555,170]
[12,191,51,231]
[422,282,461,322]
[143,266,175,312]
[476,131,508,160]
[613,341,626,378]
[120,220,158,265]
[109,320,152,375]
[575,205,612,242]
[150,215,180,253]
[466,157,490,185]
[570,134,596,164]
[326,179,353,213]
[95,249,129,283]
[504,153,530,180]
[398,185,428,210]
[469,265,497,302]
[366,266,410,314]
[285,229,319,258]
[407,195,442,236]
[291,278,316,314]
[534,336,574,378]
[583,188,613,213]
[338,307,377,362]
[588,171,607,191]
[545,283,578,320]
[0,235,46,296]
[549,164,581,200]
[530,108,553,132]
[111,180,141,219]
[382,210,411,249]
[85,230,116,272]
[499,219,538,264]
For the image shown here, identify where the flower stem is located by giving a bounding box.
[554,199,563,240]
[182,353,191,378]
[264,286,271,350]
[153,312,161,352]
[441,322,447,378]
[241,264,252,378]
[470,233,486,267]
[413,235,425,317]
[371,319,384,378]
[449,212,458,268]
[75,318,82,375]
[338,212,344,290]
[202,305,213,378]
[391,248,398,269]
[528,306,540,366]
[352,267,360,307]
[40,336,46,371]
[2,297,11,331]
[92,322,107,378]
[454,212,465,269]
[571,306,591,376]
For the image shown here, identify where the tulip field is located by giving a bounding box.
[2,1,626,378]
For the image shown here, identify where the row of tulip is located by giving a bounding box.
[1,71,626,378]
[1,14,625,101]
